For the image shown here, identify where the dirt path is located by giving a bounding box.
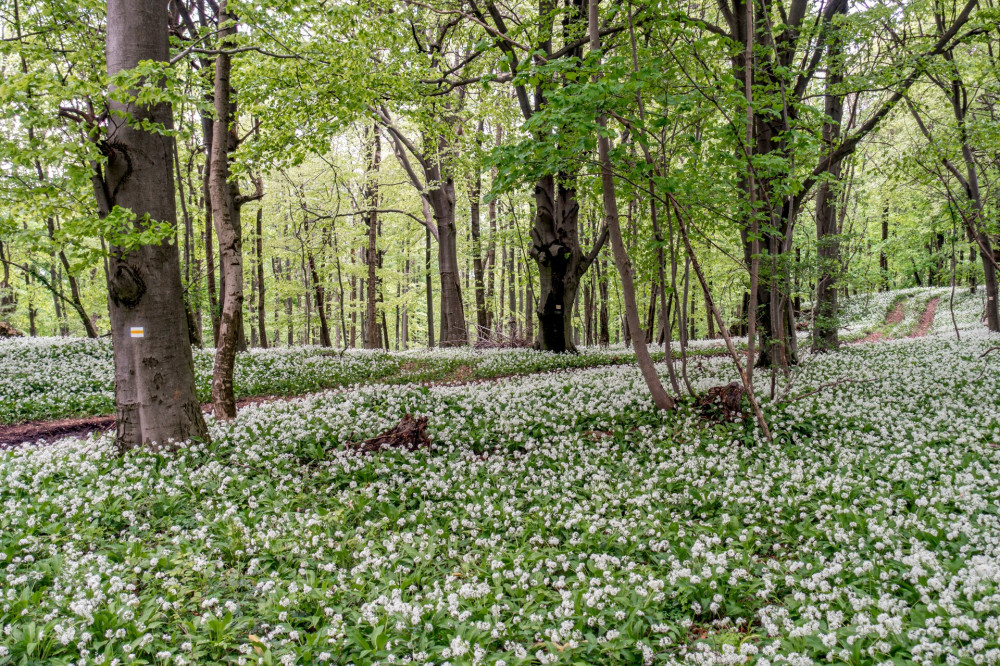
[860,300,906,343]
[0,395,293,450]
[0,415,115,449]
[909,298,939,337]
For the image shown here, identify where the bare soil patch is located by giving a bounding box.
[859,300,906,343]
[0,415,114,450]
[909,298,939,338]
[443,364,474,383]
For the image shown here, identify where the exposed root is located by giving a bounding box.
[473,326,533,349]
[349,414,431,453]
[697,381,749,423]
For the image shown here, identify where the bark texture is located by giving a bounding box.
[102,0,209,449]
[208,0,243,419]
[812,0,848,352]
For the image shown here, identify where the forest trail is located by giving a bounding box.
[910,298,940,337]
[858,295,941,343]
[0,395,283,450]
[860,300,906,343]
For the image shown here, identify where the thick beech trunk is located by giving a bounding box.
[427,186,468,346]
[813,0,848,352]
[425,224,435,347]
[101,0,209,449]
[530,175,605,352]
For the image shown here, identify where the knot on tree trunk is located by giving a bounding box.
[350,414,431,453]
[109,263,146,308]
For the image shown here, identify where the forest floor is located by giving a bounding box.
[910,297,940,337]
[0,336,740,428]
[0,288,949,448]
[0,348,735,447]
[2,287,999,664]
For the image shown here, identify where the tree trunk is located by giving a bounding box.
[203,162,219,345]
[61,260,97,337]
[365,127,382,349]
[303,217,331,347]
[208,1,244,419]
[530,175,602,352]
[471,164,489,339]
[101,0,209,449]
[416,224,430,347]
[812,0,847,352]
[401,257,409,349]
[255,207,268,348]
[0,241,15,317]
[944,51,1000,330]
[597,258,610,347]
[507,224,516,339]
[590,0,673,410]
[427,186,467,346]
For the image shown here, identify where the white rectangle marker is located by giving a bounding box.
[130,327,145,338]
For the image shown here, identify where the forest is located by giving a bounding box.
[1,0,1000,663]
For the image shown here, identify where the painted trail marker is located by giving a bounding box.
[130,327,145,338]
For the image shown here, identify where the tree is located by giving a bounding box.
[812,0,849,351]
[379,104,469,346]
[476,0,609,352]
[100,0,209,449]
[588,0,674,410]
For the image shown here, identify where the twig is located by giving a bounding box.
[784,377,879,404]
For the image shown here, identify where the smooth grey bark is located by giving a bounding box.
[100,0,209,449]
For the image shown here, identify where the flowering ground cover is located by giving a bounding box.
[2,288,1000,664]
[0,340,728,426]
[5,286,955,427]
